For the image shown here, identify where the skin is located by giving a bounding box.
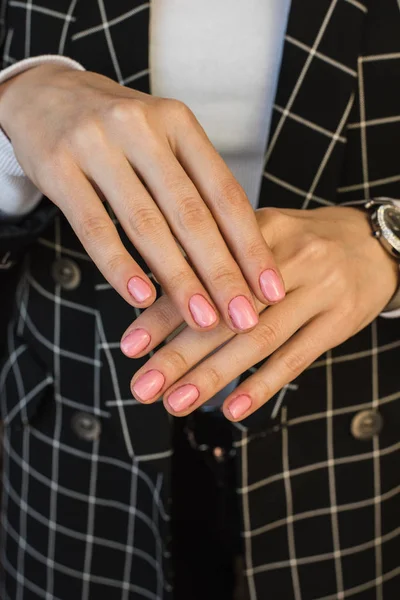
[0,64,286,333]
[122,206,399,420]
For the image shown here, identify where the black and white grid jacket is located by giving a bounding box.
[1,0,400,598]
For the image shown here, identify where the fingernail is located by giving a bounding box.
[132,369,165,401]
[260,269,285,302]
[167,384,199,412]
[228,296,258,330]
[227,394,252,419]
[189,294,217,327]
[121,329,151,357]
[128,277,152,303]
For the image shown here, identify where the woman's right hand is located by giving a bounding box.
[0,64,285,332]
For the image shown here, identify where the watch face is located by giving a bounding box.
[383,207,400,236]
[377,205,400,253]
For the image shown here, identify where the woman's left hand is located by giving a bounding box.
[121,206,399,421]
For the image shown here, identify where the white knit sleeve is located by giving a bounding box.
[0,55,85,218]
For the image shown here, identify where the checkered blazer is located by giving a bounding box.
[1,0,400,598]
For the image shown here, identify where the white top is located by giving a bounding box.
[150,0,291,210]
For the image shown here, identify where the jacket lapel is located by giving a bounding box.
[260,0,368,211]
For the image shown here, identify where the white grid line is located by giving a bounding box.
[97,0,123,82]
[285,35,357,78]
[72,3,149,41]
[121,68,150,86]
[240,429,257,600]
[238,439,400,495]
[274,103,347,142]
[10,1,75,22]
[46,216,62,600]
[338,173,400,193]
[325,351,344,597]
[264,0,338,167]
[371,321,383,600]
[262,171,334,206]
[357,57,370,200]
[303,93,355,209]
[243,483,400,539]
[247,526,400,576]
[361,52,400,63]
[281,406,302,600]
[58,0,78,54]
[347,114,400,129]
[344,0,368,13]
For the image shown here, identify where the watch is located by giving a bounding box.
[343,198,400,311]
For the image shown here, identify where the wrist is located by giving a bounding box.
[0,56,85,136]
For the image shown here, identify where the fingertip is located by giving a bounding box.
[188,293,219,329]
[120,328,151,357]
[127,275,156,306]
[259,269,286,304]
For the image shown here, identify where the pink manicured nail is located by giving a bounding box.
[228,296,258,330]
[132,370,165,401]
[227,395,252,419]
[189,294,217,327]
[167,384,199,412]
[121,329,151,357]
[128,277,152,303]
[259,269,285,302]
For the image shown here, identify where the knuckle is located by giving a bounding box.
[162,348,190,373]
[253,377,272,401]
[127,206,164,239]
[166,98,196,122]
[154,302,180,330]
[166,269,191,293]
[215,179,248,213]
[203,366,222,389]
[108,99,150,128]
[282,351,307,377]
[209,264,237,288]
[242,239,267,262]
[69,117,106,151]
[252,321,280,349]
[104,252,127,274]
[78,214,111,244]
[263,206,285,223]
[301,234,334,263]
[175,198,209,232]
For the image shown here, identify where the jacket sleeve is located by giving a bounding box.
[0,197,59,271]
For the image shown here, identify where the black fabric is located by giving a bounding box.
[0,0,400,598]
[172,412,240,600]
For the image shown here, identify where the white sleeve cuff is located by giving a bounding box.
[0,55,85,218]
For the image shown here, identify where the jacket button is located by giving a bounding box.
[351,410,383,441]
[71,412,101,441]
[52,258,81,290]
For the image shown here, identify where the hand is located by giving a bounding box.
[0,64,285,333]
[122,206,399,419]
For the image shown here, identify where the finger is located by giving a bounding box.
[124,138,260,333]
[120,238,303,358]
[120,294,190,358]
[120,289,268,359]
[81,147,220,332]
[222,314,337,421]
[175,115,286,305]
[129,289,316,407]
[52,164,156,308]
